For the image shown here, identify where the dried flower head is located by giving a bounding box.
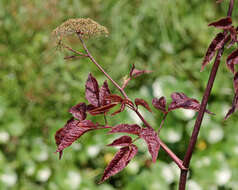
[52,18,109,41]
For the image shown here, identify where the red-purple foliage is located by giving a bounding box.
[107,135,132,147]
[100,145,138,183]
[152,96,167,113]
[208,16,232,29]
[168,92,213,114]
[135,98,152,112]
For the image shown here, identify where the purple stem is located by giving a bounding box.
[178,1,234,189]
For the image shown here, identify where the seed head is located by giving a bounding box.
[52,18,109,40]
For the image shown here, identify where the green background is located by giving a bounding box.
[0,0,238,189]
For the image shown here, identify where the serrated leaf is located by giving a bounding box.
[85,73,100,107]
[108,124,142,135]
[208,16,232,29]
[139,128,160,163]
[69,102,87,121]
[201,33,227,71]
[100,145,138,183]
[226,48,238,73]
[55,118,98,159]
[99,80,111,106]
[168,92,213,114]
[135,98,152,112]
[107,136,132,147]
[152,96,167,113]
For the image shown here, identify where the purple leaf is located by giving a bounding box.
[107,136,132,147]
[69,102,87,121]
[208,16,232,29]
[225,92,238,120]
[168,92,213,114]
[99,80,111,106]
[129,64,152,78]
[100,145,138,183]
[234,72,238,92]
[152,96,167,113]
[88,103,117,115]
[108,124,142,135]
[135,98,152,112]
[139,128,160,163]
[201,33,227,71]
[226,48,238,73]
[85,73,100,107]
[105,94,123,103]
[55,118,98,159]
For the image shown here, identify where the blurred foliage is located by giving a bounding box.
[0,0,238,189]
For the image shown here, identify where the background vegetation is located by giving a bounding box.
[0,0,238,189]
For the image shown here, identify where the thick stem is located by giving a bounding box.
[178,1,234,189]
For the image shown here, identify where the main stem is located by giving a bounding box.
[178,1,234,189]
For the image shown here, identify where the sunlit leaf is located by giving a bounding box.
[85,73,100,107]
[201,33,227,71]
[108,124,142,135]
[152,96,167,113]
[139,128,160,162]
[107,136,132,147]
[100,145,138,183]
[69,102,87,121]
[168,92,213,114]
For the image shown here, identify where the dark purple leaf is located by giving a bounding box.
[88,103,118,115]
[135,98,152,112]
[79,120,98,128]
[226,48,238,73]
[69,103,87,121]
[225,92,238,120]
[105,94,123,103]
[85,73,100,107]
[234,72,238,92]
[100,145,138,183]
[55,118,98,159]
[108,124,142,135]
[99,80,111,106]
[139,128,160,163]
[152,96,167,113]
[201,33,227,71]
[168,92,213,114]
[227,26,237,48]
[208,16,232,29]
[107,136,132,147]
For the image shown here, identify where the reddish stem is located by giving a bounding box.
[178,1,234,189]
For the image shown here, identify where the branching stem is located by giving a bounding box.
[60,35,185,171]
